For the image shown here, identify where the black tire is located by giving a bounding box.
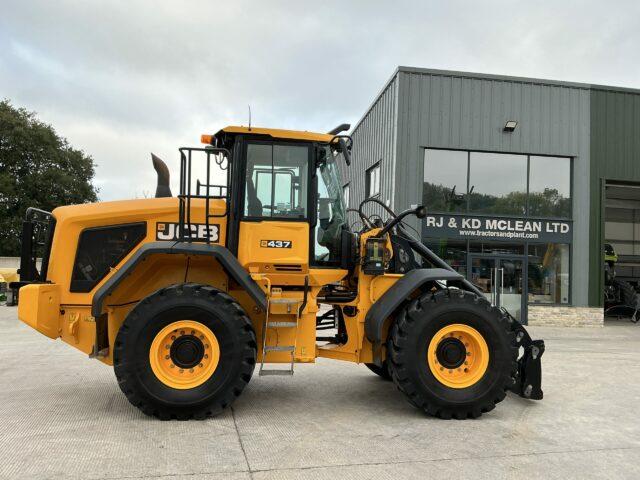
[365,360,392,380]
[114,283,257,420]
[614,279,637,307]
[388,289,517,419]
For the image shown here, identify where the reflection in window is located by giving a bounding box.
[423,150,468,212]
[529,156,571,218]
[468,152,527,215]
[469,241,524,255]
[423,237,467,275]
[314,146,347,265]
[244,144,308,218]
[528,243,570,304]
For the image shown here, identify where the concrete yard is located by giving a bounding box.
[0,306,639,480]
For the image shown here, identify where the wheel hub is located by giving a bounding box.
[436,337,466,369]
[170,335,205,369]
[149,320,220,390]
[427,323,490,389]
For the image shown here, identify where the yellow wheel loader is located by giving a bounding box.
[12,124,544,419]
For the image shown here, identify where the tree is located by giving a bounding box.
[0,100,98,256]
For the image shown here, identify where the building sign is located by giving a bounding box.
[422,214,572,243]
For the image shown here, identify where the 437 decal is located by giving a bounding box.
[260,240,292,248]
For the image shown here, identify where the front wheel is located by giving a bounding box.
[365,360,392,380]
[114,283,257,420]
[388,289,517,419]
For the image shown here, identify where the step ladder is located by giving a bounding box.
[259,297,301,376]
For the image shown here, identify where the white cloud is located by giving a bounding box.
[1,0,639,200]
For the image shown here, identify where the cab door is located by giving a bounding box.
[236,141,311,279]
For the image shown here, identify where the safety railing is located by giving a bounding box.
[177,147,231,244]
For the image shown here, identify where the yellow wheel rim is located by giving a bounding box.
[427,324,489,389]
[149,320,220,390]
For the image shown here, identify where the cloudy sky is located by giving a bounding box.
[2,0,639,200]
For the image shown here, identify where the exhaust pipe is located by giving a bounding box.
[151,153,172,198]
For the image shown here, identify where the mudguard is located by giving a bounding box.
[364,268,464,365]
[89,241,267,357]
[92,241,267,317]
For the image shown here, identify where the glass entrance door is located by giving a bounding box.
[469,255,526,323]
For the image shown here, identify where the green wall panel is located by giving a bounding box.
[589,89,640,306]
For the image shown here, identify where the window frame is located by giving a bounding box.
[241,140,313,222]
[366,162,381,198]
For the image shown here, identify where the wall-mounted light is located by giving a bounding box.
[503,120,518,132]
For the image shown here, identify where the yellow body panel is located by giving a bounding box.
[237,220,310,279]
[17,283,61,339]
[15,198,407,367]
[316,229,399,364]
[16,195,405,370]
[213,126,335,144]
[48,197,227,307]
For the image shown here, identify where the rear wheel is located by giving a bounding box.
[114,283,257,420]
[388,289,517,419]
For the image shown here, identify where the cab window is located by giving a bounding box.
[244,143,309,219]
[314,146,347,265]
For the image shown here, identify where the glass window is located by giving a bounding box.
[244,143,309,218]
[343,183,350,208]
[468,152,527,215]
[529,156,571,218]
[71,223,147,292]
[314,146,347,265]
[423,149,468,212]
[366,162,380,197]
[423,237,467,276]
[528,243,570,304]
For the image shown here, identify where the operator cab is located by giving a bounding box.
[199,126,353,273]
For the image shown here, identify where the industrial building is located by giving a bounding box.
[341,67,640,326]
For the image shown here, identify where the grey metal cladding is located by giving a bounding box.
[394,68,591,213]
[340,72,399,226]
[346,66,594,307]
[392,68,591,307]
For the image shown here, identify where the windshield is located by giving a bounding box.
[314,145,347,264]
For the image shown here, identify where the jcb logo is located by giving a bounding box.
[260,240,292,248]
[156,222,220,242]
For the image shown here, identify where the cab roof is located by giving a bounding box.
[205,126,335,144]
